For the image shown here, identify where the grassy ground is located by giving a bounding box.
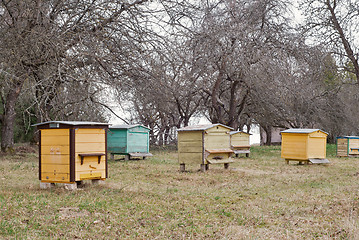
[1,144,359,239]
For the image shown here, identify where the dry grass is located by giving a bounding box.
[1,144,359,239]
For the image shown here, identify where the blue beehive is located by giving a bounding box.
[108,124,152,160]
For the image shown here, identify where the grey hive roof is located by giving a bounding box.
[281,128,328,135]
[177,123,233,132]
[110,124,151,130]
[32,121,109,126]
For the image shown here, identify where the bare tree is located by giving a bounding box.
[0,0,149,152]
[300,0,359,83]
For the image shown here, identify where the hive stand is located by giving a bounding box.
[232,146,250,158]
[285,158,330,165]
[179,149,233,172]
[111,152,153,160]
[40,179,104,190]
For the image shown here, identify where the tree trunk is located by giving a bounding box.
[1,85,23,152]
[265,127,272,146]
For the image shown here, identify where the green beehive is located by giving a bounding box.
[108,124,152,160]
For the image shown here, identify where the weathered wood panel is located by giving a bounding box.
[75,143,106,153]
[348,139,359,155]
[205,153,232,164]
[128,126,149,133]
[76,171,104,180]
[178,131,203,164]
[127,132,148,153]
[337,138,348,157]
[178,152,203,164]
[204,134,230,150]
[41,163,70,173]
[231,133,250,147]
[308,131,327,138]
[206,125,230,133]
[41,155,69,165]
[40,172,70,183]
[281,134,308,160]
[41,129,70,182]
[74,128,106,181]
[307,136,326,159]
[41,129,69,136]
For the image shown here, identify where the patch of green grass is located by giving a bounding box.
[1,146,359,239]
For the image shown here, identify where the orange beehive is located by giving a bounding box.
[34,121,109,188]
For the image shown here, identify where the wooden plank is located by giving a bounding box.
[178,131,202,142]
[75,134,105,143]
[204,134,230,150]
[129,152,153,157]
[75,128,106,134]
[79,172,103,180]
[41,146,70,155]
[75,142,105,152]
[75,161,106,172]
[178,152,202,164]
[232,145,250,148]
[41,163,70,173]
[76,171,105,181]
[206,149,234,154]
[207,159,234,164]
[309,158,330,164]
[233,150,250,154]
[178,145,203,153]
[41,135,69,146]
[41,172,70,182]
[41,154,69,165]
[41,129,69,136]
[74,154,105,164]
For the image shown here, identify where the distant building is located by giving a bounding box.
[260,127,286,145]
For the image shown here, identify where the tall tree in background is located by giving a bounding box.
[0,0,148,152]
[300,0,359,83]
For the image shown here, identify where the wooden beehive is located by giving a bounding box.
[336,136,359,157]
[107,124,152,160]
[34,121,109,185]
[281,128,329,164]
[229,131,251,157]
[177,123,234,172]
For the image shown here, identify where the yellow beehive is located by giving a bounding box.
[229,131,251,157]
[177,123,234,171]
[281,128,329,164]
[34,121,109,186]
[336,136,359,157]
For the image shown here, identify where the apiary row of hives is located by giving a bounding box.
[34,121,152,188]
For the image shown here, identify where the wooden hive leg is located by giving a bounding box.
[205,164,209,170]
[235,153,239,158]
[224,163,229,169]
[200,164,207,172]
[125,155,130,161]
[110,153,114,160]
[286,160,289,164]
[180,163,186,172]
[246,153,249,157]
